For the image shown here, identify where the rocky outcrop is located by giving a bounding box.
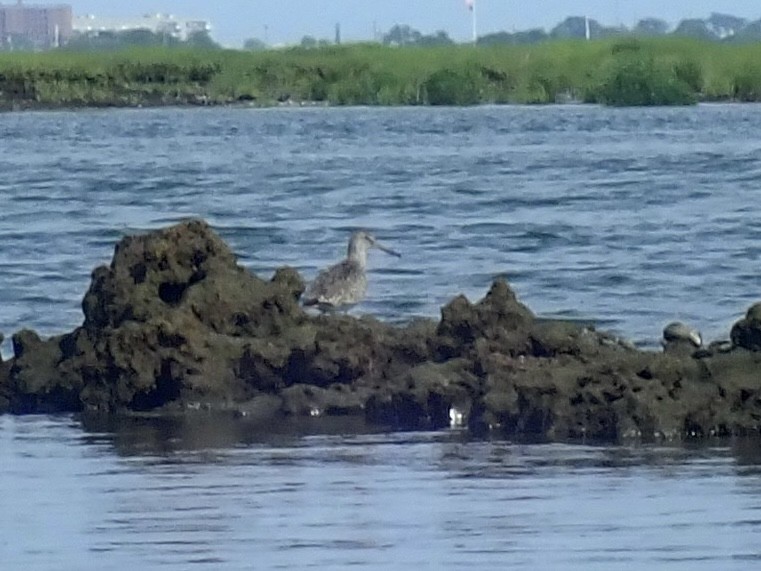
[1,219,761,442]
[730,303,761,351]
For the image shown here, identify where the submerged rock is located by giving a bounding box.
[2,219,761,442]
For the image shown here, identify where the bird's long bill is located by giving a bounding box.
[374,241,401,257]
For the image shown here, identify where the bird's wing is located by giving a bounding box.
[303,260,363,306]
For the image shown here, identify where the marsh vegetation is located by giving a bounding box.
[2,38,761,109]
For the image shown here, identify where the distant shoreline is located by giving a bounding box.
[1,39,760,110]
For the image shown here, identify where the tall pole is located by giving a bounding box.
[472,0,477,44]
[466,0,477,44]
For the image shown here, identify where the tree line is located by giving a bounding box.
[247,12,761,50]
[6,12,760,53]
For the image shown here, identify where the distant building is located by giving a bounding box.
[0,1,72,49]
[73,13,211,42]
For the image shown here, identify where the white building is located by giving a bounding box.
[73,13,210,41]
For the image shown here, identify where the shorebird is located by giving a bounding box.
[662,321,702,353]
[303,231,401,311]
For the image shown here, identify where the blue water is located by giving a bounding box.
[1,105,760,346]
[2,104,761,568]
[2,414,761,570]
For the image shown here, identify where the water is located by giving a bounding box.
[1,105,760,347]
[2,414,761,570]
[3,104,761,568]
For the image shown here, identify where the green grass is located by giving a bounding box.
[2,39,761,108]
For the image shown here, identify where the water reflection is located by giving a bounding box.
[4,414,761,569]
[78,411,761,475]
[79,412,386,457]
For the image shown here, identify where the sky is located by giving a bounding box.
[68,1,761,47]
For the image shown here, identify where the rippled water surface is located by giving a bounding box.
[3,105,761,568]
[2,414,761,570]
[1,105,760,346]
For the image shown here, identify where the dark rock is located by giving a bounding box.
[82,219,235,329]
[0,361,9,414]
[8,329,82,413]
[697,351,761,435]
[291,316,393,386]
[270,266,306,300]
[366,358,478,430]
[731,303,761,351]
[281,383,368,417]
[473,348,711,441]
[9,220,311,414]
[4,219,761,443]
[434,279,534,359]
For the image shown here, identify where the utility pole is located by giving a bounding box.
[465,0,477,44]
